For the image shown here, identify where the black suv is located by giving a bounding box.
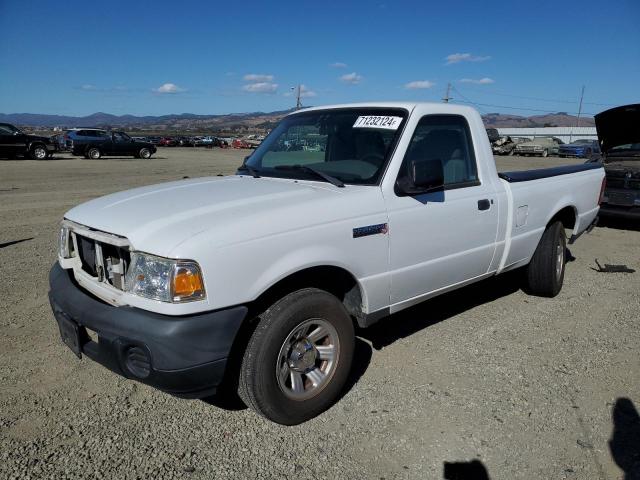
[71,131,157,159]
[0,123,56,159]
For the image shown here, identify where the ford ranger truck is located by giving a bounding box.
[49,103,605,425]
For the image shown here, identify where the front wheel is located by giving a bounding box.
[29,144,48,160]
[525,221,566,297]
[238,288,355,425]
[138,148,152,159]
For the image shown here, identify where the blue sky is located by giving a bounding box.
[0,0,638,117]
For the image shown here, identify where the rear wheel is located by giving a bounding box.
[525,221,566,297]
[87,148,101,159]
[542,149,549,157]
[238,288,355,425]
[29,144,48,160]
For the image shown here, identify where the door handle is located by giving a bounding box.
[477,199,491,211]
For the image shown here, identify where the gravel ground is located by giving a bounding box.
[1,149,638,480]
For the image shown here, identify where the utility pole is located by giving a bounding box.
[442,83,452,103]
[575,85,585,128]
[569,85,585,143]
[293,85,302,110]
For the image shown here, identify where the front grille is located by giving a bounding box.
[76,235,98,276]
[72,233,130,290]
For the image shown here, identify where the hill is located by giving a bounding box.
[0,109,595,131]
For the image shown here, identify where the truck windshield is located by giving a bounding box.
[241,108,408,185]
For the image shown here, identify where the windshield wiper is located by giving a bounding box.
[274,165,345,188]
[237,164,261,178]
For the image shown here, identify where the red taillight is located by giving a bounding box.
[598,177,606,205]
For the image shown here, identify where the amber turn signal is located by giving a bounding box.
[172,264,205,301]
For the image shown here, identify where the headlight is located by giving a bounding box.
[125,252,206,303]
[58,223,71,259]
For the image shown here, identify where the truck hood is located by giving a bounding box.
[595,104,640,153]
[65,176,379,257]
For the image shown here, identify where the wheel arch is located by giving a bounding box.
[248,265,366,327]
[546,205,577,231]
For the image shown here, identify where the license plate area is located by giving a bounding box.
[608,192,635,206]
[54,310,84,358]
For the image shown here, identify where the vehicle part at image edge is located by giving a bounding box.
[238,288,355,425]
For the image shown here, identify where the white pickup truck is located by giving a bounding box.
[49,102,605,425]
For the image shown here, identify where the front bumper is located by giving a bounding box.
[48,263,247,398]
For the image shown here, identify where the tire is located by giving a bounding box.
[138,148,152,159]
[525,221,566,297]
[87,148,101,159]
[238,288,355,425]
[29,144,48,160]
[542,149,549,158]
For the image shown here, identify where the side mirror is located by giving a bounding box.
[397,158,444,195]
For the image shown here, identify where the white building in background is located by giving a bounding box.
[496,126,597,144]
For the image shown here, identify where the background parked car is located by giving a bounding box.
[0,122,56,159]
[194,136,216,147]
[159,137,178,147]
[513,136,563,157]
[558,139,600,159]
[71,131,157,159]
[63,128,109,151]
[492,136,530,155]
[178,137,195,147]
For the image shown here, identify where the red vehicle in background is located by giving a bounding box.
[159,137,178,147]
[232,139,251,149]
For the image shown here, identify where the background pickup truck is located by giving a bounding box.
[71,131,157,159]
[0,122,56,159]
[49,102,605,425]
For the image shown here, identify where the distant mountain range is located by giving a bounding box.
[0,109,595,130]
[482,112,595,128]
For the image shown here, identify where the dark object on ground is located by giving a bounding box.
[609,398,640,480]
[593,259,636,273]
[444,459,491,480]
[0,237,34,249]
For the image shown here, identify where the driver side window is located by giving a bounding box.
[398,114,479,190]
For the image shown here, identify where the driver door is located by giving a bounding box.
[385,113,500,309]
[111,132,133,155]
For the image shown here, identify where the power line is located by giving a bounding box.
[451,91,597,116]
[451,86,489,114]
[453,84,615,108]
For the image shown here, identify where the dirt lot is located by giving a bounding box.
[1,148,638,480]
